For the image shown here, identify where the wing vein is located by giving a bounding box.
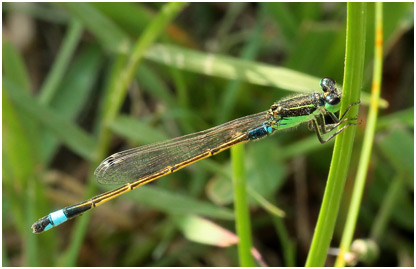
[95,111,268,184]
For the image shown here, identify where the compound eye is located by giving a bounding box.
[320,77,336,92]
[325,94,340,105]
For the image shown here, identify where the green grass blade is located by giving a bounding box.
[2,37,41,161]
[144,44,386,108]
[136,64,176,107]
[376,107,414,130]
[335,3,383,266]
[3,79,96,161]
[264,3,298,42]
[60,2,131,53]
[102,2,188,124]
[39,45,103,164]
[378,128,414,180]
[231,144,255,266]
[25,180,38,266]
[2,38,31,92]
[145,44,319,92]
[216,10,263,124]
[38,19,83,104]
[305,3,367,266]
[272,215,296,266]
[3,91,36,232]
[91,2,194,47]
[370,174,406,241]
[91,2,156,34]
[109,185,235,220]
[3,90,39,266]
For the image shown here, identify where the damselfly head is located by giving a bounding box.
[321,77,342,104]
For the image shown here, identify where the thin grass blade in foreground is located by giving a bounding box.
[305,3,366,266]
[60,2,131,54]
[38,19,83,105]
[3,79,96,160]
[335,3,383,266]
[231,144,255,266]
[144,44,387,108]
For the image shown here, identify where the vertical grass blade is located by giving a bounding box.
[334,3,383,266]
[231,144,255,266]
[370,174,405,241]
[305,3,367,266]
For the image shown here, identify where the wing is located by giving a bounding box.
[94,111,269,184]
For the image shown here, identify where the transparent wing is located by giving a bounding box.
[94,111,269,184]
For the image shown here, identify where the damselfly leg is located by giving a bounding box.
[310,101,360,143]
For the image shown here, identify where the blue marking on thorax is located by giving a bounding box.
[46,209,68,231]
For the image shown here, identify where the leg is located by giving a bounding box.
[324,117,358,133]
[316,113,328,133]
[311,118,360,144]
[327,101,361,123]
[311,118,327,144]
[316,113,358,134]
[309,113,334,132]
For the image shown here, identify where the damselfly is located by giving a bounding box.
[32,78,359,233]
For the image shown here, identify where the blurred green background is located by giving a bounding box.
[2,2,414,266]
